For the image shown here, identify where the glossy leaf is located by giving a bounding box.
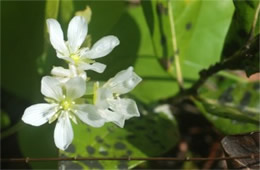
[59,111,179,169]
[222,0,260,58]
[18,124,58,169]
[194,72,260,134]
[142,0,234,82]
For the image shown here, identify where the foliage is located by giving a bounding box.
[1,0,260,169]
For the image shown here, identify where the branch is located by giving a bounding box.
[164,35,259,104]
[0,154,259,163]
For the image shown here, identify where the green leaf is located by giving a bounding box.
[142,0,235,81]
[59,111,179,169]
[222,0,260,58]
[18,124,58,169]
[141,1,173,63]
[194,72,260,134]
[1,1,45,102]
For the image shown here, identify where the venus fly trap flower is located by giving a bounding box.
[51,64,87,83]
[22,76,105,150]
[46,16,119,74]
[22,14,142,151]
[93,67,142,127]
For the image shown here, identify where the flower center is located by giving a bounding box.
[60,98,74,110]
[71,54,81,64]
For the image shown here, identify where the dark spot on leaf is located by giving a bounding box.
[114,142,126,150]
[253,82,260,90]
[66,144,75,153]
[59,161,82,169]
[218,87,234,103]
[126,150,133,156]
[95,136,103,143]
[86,146,95,155]
[99,150,108,156]
[83,160,104,170]
[186,22,192,30]
[117,160,128,170]
[86,127,91,132]
[239,91,251,110]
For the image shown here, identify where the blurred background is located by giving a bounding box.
[1,0,259,169]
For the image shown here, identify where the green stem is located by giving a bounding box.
[168,0,184,90]
[1,121,24,140]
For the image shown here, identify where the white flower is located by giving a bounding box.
[46,16,120,73]
[51,64,87,83]
[22,76,105,150]
[93,67,142,127]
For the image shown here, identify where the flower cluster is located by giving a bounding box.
[22,16,142,150]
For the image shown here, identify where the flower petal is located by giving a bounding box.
[95,87,113,109]
[46,19,69,56]
[115,98,140,119]
[67,16,88,53]
[104,67,142,94]
[51,66,71,77]
[54,112,74,150]
[41,76,63,101]
[79,62,106,73]
[65,77,86,99]
[22,104,58,126]
[73,104,105,127]
[83,35,119,59]
[98,109,125,128]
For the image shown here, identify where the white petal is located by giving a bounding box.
[51,66,71,77]
[95,88,113,109]
[54,112,74,150]
[73,104,105,127]
[67,16,88,53]
[104,67,142,94]
[41,76,63,101]
[65,77,86,99]
[98,109,125,128]
[115,98,140,119]
[83,35,119,59]
[22,104,58,126]
[57,53,72,61]
[46,19,69,56]
[79,62,106,73]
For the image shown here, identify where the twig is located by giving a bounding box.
[168,0,184,90]
[0,154,259,163]
[164,35,259,104]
